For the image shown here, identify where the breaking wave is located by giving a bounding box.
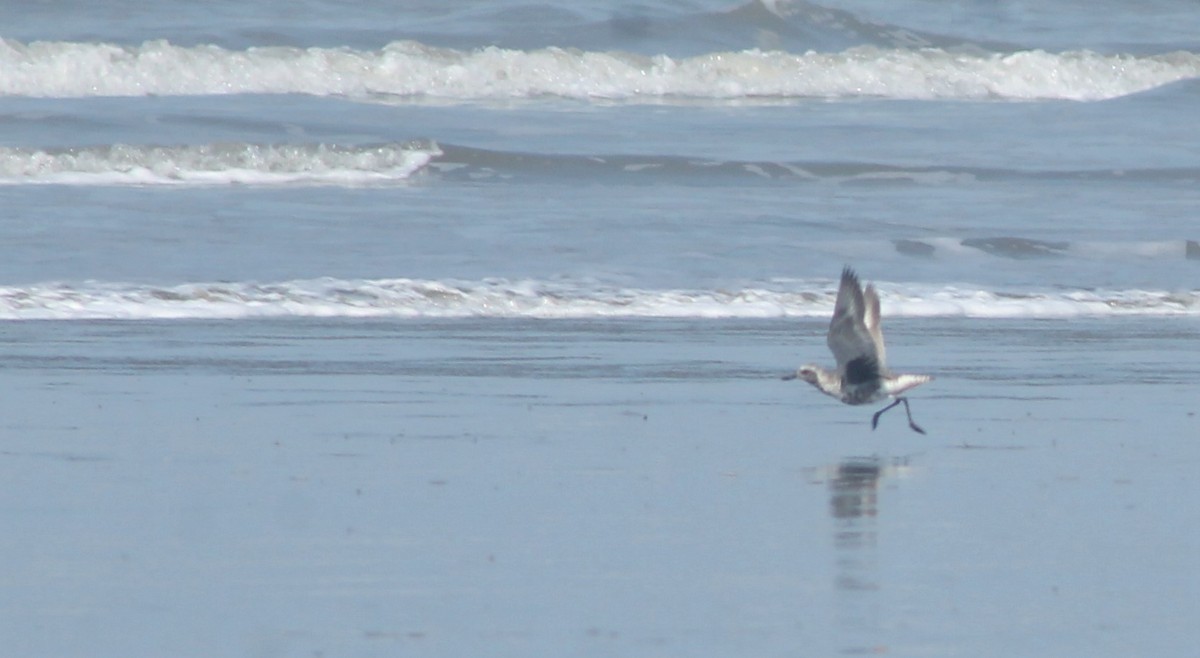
[2,277,1199,321]
[2,140,1196,187]
[0,141,438,186]
[2,38,1197,102]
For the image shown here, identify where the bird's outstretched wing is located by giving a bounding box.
[826,267,880,375]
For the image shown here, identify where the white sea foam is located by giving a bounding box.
[1,38,1197,102]
[0,142,440,186]
[1,278,1197,321]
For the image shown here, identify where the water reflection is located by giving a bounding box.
[826,456,907,655]
[830,458,882,522]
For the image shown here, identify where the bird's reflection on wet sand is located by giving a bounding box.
[826,456,912,655]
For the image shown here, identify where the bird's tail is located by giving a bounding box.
[887,373,932,396]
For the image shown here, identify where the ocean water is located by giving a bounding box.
[1,1,1198,656]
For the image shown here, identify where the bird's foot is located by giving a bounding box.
[871,398,902,430]
[872,397,926,434]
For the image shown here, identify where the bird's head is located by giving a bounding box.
[792,365,821,386]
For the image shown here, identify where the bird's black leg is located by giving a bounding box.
[871,397,926,434]
[899,397,925,435]
[870,398,903,430]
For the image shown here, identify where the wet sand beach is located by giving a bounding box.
[2,316,1195,656]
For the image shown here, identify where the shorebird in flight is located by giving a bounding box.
[784,267,932,433]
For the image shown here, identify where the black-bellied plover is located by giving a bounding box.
[784,267,932,433]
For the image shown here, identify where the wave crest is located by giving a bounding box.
[2,38,1197,102]
[2,277,1199,321]
[0,141,439,186]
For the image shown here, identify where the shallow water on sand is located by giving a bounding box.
[1,316,1195,657]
